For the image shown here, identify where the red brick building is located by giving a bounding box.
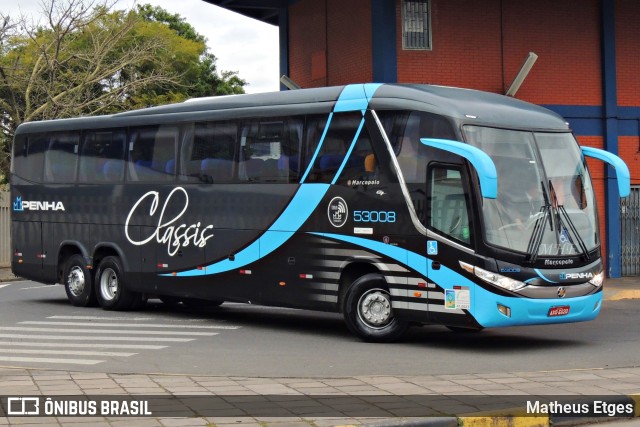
[207,0,640,277]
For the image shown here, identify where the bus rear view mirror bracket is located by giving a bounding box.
[420,138,498,199]
[580,146,630,198]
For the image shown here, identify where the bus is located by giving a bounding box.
[10,83,630,342]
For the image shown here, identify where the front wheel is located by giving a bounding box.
[343,273,409,342]
[95,256,137,311]
[63,254,96,307]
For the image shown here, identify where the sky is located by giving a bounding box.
[3,0,281,94]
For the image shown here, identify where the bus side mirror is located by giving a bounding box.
[580,147,630,198]
[420,138,498,199]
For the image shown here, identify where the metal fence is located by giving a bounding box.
[0,192,10,267]
[621,186,640,276]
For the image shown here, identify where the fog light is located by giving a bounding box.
[497,304,511,317]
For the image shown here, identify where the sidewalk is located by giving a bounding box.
[1,366,639,426]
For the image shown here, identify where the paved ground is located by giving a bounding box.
[1,268,639,426]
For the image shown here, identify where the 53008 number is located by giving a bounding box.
[353,211,396,223]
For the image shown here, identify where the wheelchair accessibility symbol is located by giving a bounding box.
[427,240,438,255]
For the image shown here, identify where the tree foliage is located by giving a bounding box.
[0,0,247,184]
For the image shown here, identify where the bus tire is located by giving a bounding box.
[63,254,97,307]
[95,256,136,311]
[343,273,409,342]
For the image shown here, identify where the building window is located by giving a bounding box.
[402,0,431,50]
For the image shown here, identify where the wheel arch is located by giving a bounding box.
[92,243,129,272]
[338,260,384,312]
[57,241,90,284]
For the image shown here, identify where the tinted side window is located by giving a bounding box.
[181,122,237,183]
[43,133,79,183]
[239,118,303,183]
[304,112,363,183]
[128,127,178,182]
[12,135,47,182]
[428,166,472,245]
[79,130,126,183]
[378,110,456,183]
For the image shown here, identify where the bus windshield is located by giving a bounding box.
[464,126,598,258]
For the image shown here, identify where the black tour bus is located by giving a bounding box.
[10,84,630,341]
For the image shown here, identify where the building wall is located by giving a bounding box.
[616,0,640,107]
[396,0,602,105]
[615,0,640,187]
[286,0,639,274]
[289,0,372,88]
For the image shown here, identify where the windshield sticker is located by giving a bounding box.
[125,187,214,256]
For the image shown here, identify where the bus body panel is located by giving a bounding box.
[9,83,627,340]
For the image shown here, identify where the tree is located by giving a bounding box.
[0,0,247,185]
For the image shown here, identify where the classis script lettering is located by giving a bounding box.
[125,187,214,256]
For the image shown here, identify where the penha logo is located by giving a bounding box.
[13,197,65,212]
[13,197,23,211]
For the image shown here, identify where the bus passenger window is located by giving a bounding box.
[12,135,47,183]
[304,113,363,183]
[128,127,178,182]
[428,166,472,244]
[44,133,79,183]
[182,122,237,183]
[79,130,126,183]
[239,118,303,183]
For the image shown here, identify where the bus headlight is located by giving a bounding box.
[460,262,527,292]
[474,266,527,291]
[588,271,604,287]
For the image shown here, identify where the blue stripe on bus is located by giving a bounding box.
[534,269,559,283]
[301,84,382,183]
[331,116,366,185]
[310,232,601,327]
[166,183,330,277]
[333,83,382,113]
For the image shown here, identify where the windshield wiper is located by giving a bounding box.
[549,180,591,261]
[525,181,553,264]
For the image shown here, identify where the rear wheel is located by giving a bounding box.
[95,256,137,311]
[343,273,409,342]
[63,254,96,307]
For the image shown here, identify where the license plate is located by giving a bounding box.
[548,306,570,317]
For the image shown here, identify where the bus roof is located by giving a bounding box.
[15,84,570,135]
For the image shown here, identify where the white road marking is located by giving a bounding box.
[0,348,136,357]
[0,341,166,350]
[0,356,102,365]
[0,334,195,342]
[22,321,239,330]
[0,327,217,336]
[0,284,11,290]
[48,315,155,321]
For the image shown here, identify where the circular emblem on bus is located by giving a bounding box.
[557,287,566,298]
[328,197,348,228]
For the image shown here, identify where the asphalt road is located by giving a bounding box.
[0,280,638,378]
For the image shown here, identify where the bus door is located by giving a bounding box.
[426,164,474,314]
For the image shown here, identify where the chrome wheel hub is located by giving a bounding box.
[67,266,85,296]
[100,268,118,301]
[357,289,393,329]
